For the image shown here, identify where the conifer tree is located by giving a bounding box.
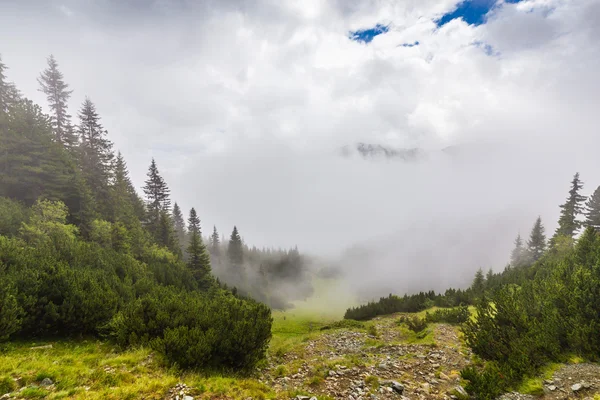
[210,225,221,256]
[584,185,600,231]
[527,216,547,262]
[554,173,586,240]
[143,159,171,242]
[111,152,143,226]
[187,208,212,289]
[77,98,114,217]
[0,54,19,114]
[158,210,180,256]
[471,268,485,295]
[38,55,76,148]
[510,234,526,267]
[228,226,243,267]
[172,202,186,250]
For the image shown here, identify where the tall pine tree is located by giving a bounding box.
[510,233,526,267]
[0,54,19,114]
[142,159,175,249]
[111,152,144,226]
[554,172,586,240]
[172,202,186,252]
[228,226,243,267]
[584,185,600,231]
[38,55,76,148]
[527,216,547,262]
[210,225,221,256]
[187,208,212,289]
[77,98,114,218]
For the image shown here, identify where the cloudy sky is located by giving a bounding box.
[1,0,599,290]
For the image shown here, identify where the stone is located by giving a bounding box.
[391,381,404,395]
[378,363,386,369]
[572,383,583,392]
[422,383,430,394]
[183,397,194,400]
[310,397,318,400]
[328,370,337,377]
[547,385,557,391]
[40,378,54,386]
[296,396,311,400]
[454,386,468,397]
[0,395,10,400]
[439,372,450,381]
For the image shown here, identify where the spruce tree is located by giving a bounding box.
[584,185,600,231]
[143,159,171,242]
[172,202,186,251]
[210,225,221,256]
[0,54,19,114]
[527,216,547,262]
[187,208,212,289]
[510,234,526,267]
[111,152,144,226]
[38,55,76,148]
[554,172,586,240]
[77,98,114,218]
[471,268,485,295]
[228,226,243,267]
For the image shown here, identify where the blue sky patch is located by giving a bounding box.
[349,24,389,44]
[436,0,524,28]
[399,41,420,47]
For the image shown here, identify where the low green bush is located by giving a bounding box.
[425,306,469,324]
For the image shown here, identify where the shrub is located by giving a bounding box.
[405,316,428,333]
[367,324,379,337]
[0,282,23,342]
[425,306,470,324]
[109,287,272,370]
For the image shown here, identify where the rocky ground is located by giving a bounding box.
[260,316,473,400]
[500,363,600,400]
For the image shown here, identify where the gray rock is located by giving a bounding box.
[378,363,386,369]
[572,383,583,392]
[310,397,318,400]
[328,370,337,377]
[454,385,468,397]
[0,394,10,400]
[40,378,53,387]
[183,396,194,400]
[296,396,311,400]
[391,381,404,395]
[547,385,557,391]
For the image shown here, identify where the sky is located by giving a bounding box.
[1,0,600,292]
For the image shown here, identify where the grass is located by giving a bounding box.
[516,363,561,396]
[1,293,467,400]
[0,340,275,400]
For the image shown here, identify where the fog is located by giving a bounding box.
[1,0,599,299]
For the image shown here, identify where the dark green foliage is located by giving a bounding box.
[109,287,272,370]
[0,281,22,342]
[187,208,212,289]
[143,159,172,245]
[584,185,600,231]
[554,172,586,239]
[344,289,471,321]
[471,268,485,297]
[0,197,28,236]
[403,316,428,333]
[0,54,19,114]
[37,55,76,149]
[228,225,243,266]
[77,98,114,218]
[425,306,469,324]
[461,226,600,398]
[527,216,546,262]
[461,364,506,400]
[172,202,186,253]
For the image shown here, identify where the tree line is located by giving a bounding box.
[0,53,278,370]
[345,170,600,398]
